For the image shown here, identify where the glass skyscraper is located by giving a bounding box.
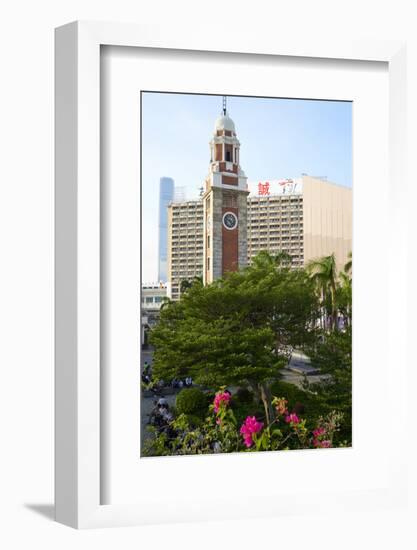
[158,177,175,282]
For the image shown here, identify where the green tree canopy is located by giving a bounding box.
[150,252,319,422]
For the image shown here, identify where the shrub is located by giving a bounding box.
[235,387,254,404]
[232,400,264,425]
[293,402,305,415]
[186,414,203,428]
[205,390,216,403]
[270,379,348,437]
[176,388,207,419]
[270,380,307,408]
[270,380,320,427]
[143,387,347,457]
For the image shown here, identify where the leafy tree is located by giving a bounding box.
[254,249,292,268]
[304,252,352,441]
[175,387,208,418]
[150,252,318,424]
[159,296,172,311]
[179,279,192,294]
[180,276,203,295]
[304,326,352,442]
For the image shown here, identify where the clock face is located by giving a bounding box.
[222,211,238,230]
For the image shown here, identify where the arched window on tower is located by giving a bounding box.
[225,144,233,162]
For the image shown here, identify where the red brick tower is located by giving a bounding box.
[202,97,249,285]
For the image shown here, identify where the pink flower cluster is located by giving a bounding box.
[240,416,264,448]
[316,440,331,448]
[285,413,300,425]
[312,427,331,448]
[213,391,231,413]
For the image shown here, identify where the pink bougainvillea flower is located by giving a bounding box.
[314,439,332,448]
[313,431,332,448]
[285,413,300,425]
[312,426,331,448]
[240,416,264,448]
[213,391,231,413]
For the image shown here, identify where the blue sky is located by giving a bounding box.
[141,92,352,281]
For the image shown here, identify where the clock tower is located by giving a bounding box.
[203,98,249,285]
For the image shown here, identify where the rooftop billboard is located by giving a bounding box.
[248,178,303,197]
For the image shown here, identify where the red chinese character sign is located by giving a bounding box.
[249,178,303,197]
[258,181,270,196]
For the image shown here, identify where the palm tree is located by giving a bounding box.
[307,254,338,331]
[337,271,352,327]
[338,252,352,327]
[344,251,352,275]
[273,250,293,267]
[159,297,172,311]
[180,279,193,295]
[180,276,202,296]
[252,250,292,270]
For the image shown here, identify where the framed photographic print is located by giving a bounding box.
[55,21,408,528]
[139,90,353,458]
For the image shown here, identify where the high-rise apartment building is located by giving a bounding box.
[158,177,175,282]
[247,187,304,268]
[301,175,352,273]
[247,176,351,273]
[166,200,204,301]
[166,175,351,299]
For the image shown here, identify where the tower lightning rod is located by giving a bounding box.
[223,95,227,115]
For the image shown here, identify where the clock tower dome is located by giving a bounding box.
[203,97,249,285]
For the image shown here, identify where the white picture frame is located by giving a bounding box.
[55,21,407,529]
